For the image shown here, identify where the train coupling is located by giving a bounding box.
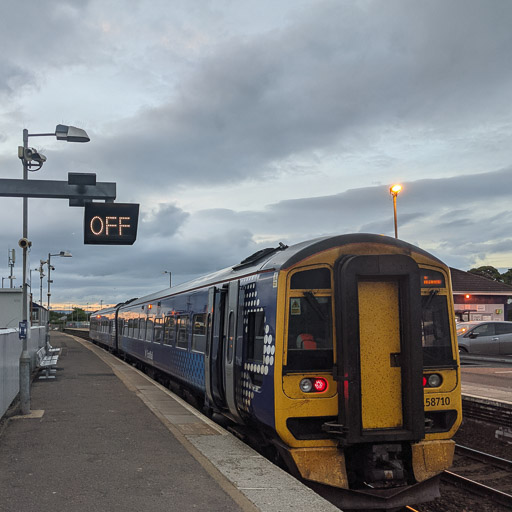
[348,443,407,489]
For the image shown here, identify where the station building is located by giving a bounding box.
[450,268,512,322]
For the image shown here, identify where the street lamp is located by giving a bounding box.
[17,124,88,415]
[36,261,45,306]
[390,184,402,239]
[163,270,172,287]
[46,251,72,330]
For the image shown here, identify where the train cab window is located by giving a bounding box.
[145,319,154,341]
[421,292,455,367]
[192,313,206,353]
[176,315,189,349]
[286,294,333,372]
[154,318,163,343]
[164,315,175,345]
[291,268,331,289]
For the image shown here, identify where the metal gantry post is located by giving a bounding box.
[19,129,31,415]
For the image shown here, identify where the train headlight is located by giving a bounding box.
[424,373,442,388]
[427,373,442,388]
[300,378,328,393]
[300,379,313,393]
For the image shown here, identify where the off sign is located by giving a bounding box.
[84,202,139,245]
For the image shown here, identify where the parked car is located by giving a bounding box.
[457,321,512,355]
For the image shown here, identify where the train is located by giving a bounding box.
[89,233,462,510]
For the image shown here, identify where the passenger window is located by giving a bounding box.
[192,313,206,353]
[286,294,333,372]
[145,319,154,341]
[176,315,189,349]
[247,311,265,363]
[246,311,265,385]
[154,318,163,343]
[139,318,146,340]
[164,315,175,345]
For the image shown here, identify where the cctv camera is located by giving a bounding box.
[24,147,47,164]
[18,238,31,249]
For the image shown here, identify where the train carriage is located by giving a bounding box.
[90,233,462,509]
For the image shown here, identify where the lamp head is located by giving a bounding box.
[390,184,402,196]
[55,124,90,143]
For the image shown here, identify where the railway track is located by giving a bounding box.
[442,444,512,509]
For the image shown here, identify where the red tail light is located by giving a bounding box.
[313,378,328,392]
[300,377,328,393]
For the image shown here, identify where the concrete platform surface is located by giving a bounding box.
[0,332,340,512]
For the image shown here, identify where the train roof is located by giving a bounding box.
[112,233,444,312]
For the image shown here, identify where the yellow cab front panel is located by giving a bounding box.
[273,236,461,489]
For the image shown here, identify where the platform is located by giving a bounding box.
[461,361,512,411]
[0,332,339,512]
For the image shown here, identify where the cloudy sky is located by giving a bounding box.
[1,0,511,310]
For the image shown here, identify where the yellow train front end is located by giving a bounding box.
[272,236,461,509]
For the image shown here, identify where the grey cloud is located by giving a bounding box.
[44,0,512,192]
[141,203,190,237]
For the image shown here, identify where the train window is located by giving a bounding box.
[206,313,212,356]
[246,311,265,386]
[176,315,189,349]
[246,311,265,363]
[123,318,128,336]
[146,319,154,341]
[192,313,206,353]
[133,317,139,339]
[421,293,455,366]
[154,318,163,343]
[286,294,333,372]
[227,311,235,363]
[291,268,331,290]
[164,315,175,345]
[138,318,146,340]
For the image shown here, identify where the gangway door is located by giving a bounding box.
[333,254,424,445]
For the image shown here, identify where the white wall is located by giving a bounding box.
[0,326,46,418]
[0,289,24,329]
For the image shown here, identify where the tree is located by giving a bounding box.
[501,269,512,286]
[468,266,503,282]
[67,307,88,322]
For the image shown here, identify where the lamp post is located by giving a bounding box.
[390,184,402,239]
[46,251,72,337]
[37,260,45,306]
[163,270,172,287]
[18,124,88,415]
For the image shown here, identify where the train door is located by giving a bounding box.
[222,280,243,422]
[206,286,226,409]
[333,254,424,444]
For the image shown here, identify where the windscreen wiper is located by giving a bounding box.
[303,291,327,322]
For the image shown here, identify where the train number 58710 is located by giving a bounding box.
[425,396,451,407]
